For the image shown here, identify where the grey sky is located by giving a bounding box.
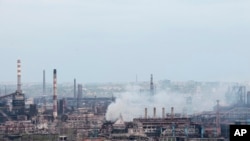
[0,0,250,83]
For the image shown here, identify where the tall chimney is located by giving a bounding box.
[145,108,147,119]
[43,70,46,110]
[150,74,154,95]
[17,59,22,94]
[43,70,46,95]
[171,107,174,119]
[216,100,221,136]
[53,69,58,119]
[74,79,76,98]
[162,107,165,118]
[63,98,66,114]
[247,91,250,106]
[77,84,83,108]
[153,107,156,118]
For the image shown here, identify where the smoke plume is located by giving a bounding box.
[105,84,227,121]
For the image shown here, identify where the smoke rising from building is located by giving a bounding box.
[105,85,227,121]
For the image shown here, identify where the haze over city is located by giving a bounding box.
[1,0,250,83]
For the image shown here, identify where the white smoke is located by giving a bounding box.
[105,84,228,121]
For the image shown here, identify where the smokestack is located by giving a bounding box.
[53,69,58,119]
[171,107,174,119]
[77,84,83,108]
[43,70,46,95]
[247,91,250,106]
[43,70,46,111]
[162,107,165,119]
[17,59,22,94]
[153,107,156,118]
[145,108,147,119]
[150,74,154,95]
[216,100,221,136]
[78,84,83,99]
[63,98,65,114]
[74,79,76,98]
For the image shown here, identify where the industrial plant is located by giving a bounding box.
[0,60,250,141]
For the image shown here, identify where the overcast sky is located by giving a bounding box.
[0,0,250,83]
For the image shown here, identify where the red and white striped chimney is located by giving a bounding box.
[17,59,22,94]
[53,69,58,119]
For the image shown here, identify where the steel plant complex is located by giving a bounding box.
[0,60,250,141]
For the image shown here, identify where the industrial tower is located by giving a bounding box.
[150,74,154,95]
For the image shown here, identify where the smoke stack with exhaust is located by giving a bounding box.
[53,69,58,119]
[171,107,174,119]
[17,59,22,94]
[153,107,156,118]
[145,108,147,119]
[162,107,165,118]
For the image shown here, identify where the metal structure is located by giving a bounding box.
[226,85,246,105]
